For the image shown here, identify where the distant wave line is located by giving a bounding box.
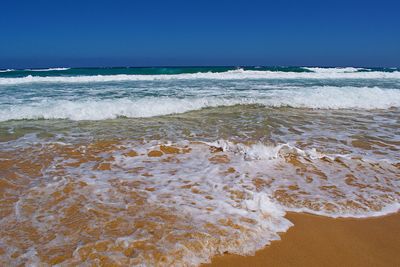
[1,68,400,85]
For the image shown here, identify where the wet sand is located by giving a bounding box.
[205,212,400,267]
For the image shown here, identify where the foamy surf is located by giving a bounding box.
[0,68,400,85]
[1,86,400,121]
[207,140,400,217]
[303,67,366,73]
[0,66,399,266]
[0,137,398,266]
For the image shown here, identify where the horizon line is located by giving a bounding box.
[1,64,399,71]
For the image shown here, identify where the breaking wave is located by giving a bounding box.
[1,86,399,121]
[0,68,400,85]
[25,67,70,72]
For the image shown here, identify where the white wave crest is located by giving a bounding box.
[0,69,400,85]
[0,69,15,73]
[1,86,399,121]
[303,67,365,73]
[0,98,241,121]
[25,67,70,72]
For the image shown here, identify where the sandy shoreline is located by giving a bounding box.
[205,212,400,267]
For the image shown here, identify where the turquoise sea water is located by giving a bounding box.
[1,66,400,121]
[1,66,399,77]
[0,66,315,78]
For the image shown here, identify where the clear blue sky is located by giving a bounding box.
[1,0,399,68]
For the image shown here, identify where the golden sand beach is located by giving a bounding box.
[206,212,400,267]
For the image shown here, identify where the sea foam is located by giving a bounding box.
[1,86,399,121]
[0,68,400,85]
[0,135,398,266]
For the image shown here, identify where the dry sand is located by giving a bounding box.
[205,212,400,267]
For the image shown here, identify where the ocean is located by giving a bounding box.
[0,66,399,266]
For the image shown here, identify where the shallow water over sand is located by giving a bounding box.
[1,106,399,266]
